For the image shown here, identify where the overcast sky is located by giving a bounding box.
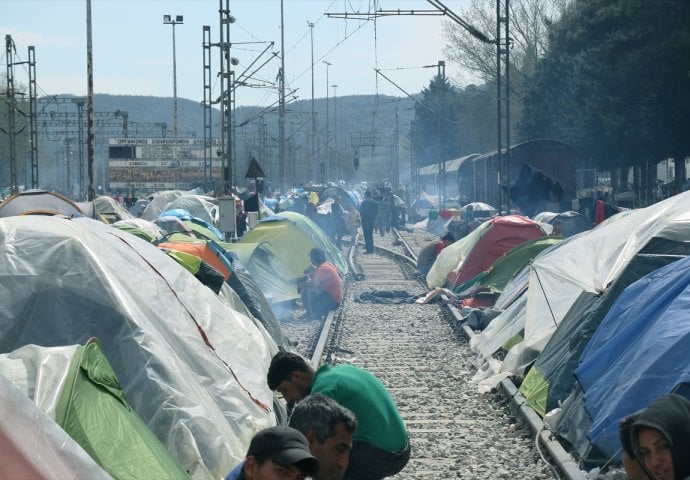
[2,0,477,107]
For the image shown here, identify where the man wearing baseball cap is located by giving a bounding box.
[224,426,320,480]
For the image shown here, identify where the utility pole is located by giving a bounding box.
[86,0,95,200]
[5,35,18,193]
[332,84,338,179]
[308,22,316,183]
[496,0,511,213]
[219,1,236,193]
[437,60,446,208]
[278,0,286,192]
[323,61,331,183]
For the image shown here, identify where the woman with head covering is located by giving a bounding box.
[631,393,690,480]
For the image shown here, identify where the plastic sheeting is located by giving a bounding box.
[501,191,690,376]
[1,342,190,479]
[0,371,113,479]
[0,215,279,479]
[573,254,690,458]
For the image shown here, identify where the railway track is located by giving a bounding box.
[280,230,579,479]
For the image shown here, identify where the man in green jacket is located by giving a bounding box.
[268,352,410,480]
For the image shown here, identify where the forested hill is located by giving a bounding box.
[86,93,417,141]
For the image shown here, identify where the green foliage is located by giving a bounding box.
[410,75,468,167]
[519,0,690,173]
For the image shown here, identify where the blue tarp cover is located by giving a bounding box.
[574,254,690,457]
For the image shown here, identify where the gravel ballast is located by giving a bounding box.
[279,228,563,479]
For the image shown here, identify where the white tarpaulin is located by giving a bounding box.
[501,191,690,375]
[0,215,279,479]
[0,371,113,479]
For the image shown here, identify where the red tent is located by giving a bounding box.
[447,215,545,287]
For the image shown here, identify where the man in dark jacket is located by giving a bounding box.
[358,190,378,254]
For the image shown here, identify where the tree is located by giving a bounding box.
[520,0,690,196]
[409,75,465,168]
[442,0,568,92]
[440,0,569,147]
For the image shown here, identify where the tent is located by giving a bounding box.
[94,195,134,223]
[1,340,189,479]
[454,236,562,308]
[163,194,219,227]
[319,186,359,214]
[158,208,225,242]
[426,215,544,289]
[156,239,291,350]
[0,189,94,218]
[112,217,167,243]
[141,190,187,220]
[553,253,690,464]
[222,241,301,305]
[223,264,291,350]
[519,252,688,417]
[0,371,112,479]
[497,191,690,378]
[158,240,232,280]
[469,239,571,368]
[0,215,279,479]
[241,212,347,279]
[277,211,347,274]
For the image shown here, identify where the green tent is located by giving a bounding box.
[222,241,300,303]
[55,338,190,480]
[268,211,347,275]
[240,212,347,283]
[477,237,560,294]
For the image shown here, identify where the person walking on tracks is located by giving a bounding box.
[358,190,378,254]
[268,351,410,480]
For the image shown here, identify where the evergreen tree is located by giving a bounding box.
[410,75,465,168]
[520,0,690,191]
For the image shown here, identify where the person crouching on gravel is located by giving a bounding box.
[299,248,343,320]
[268,351,410,480]
[416,231,455,276]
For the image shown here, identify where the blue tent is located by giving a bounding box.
[556,254,690,460]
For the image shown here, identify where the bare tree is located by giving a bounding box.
[442,0,569,86]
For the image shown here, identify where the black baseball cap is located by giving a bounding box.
[247,426,319,475]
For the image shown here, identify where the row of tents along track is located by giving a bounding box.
[1,185,689,479]
[0,188,352,478]
[397,192,690,479]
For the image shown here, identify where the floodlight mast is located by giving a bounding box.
[163,14,184,139]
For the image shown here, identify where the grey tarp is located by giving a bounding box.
[0,215,279,479]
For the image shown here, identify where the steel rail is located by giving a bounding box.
[396,228,587,480]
